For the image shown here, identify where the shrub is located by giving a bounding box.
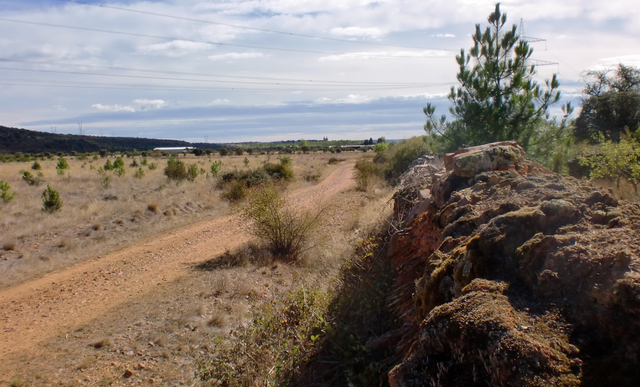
[219,148,229,156]
[148,162,157,170]
[56,157,69,175]
[102,176,111,188]
[354,158,379,192]
[187,164,199,182]
[164,157,188,183]
[210,160,223,177]
[22,171,43,186]
[243,157,250,167]
[130,158,139,167]
[222,180,248,203]
[376,136,433,183]
[134,167,145,179]
[141,157,148,166]
[113,166,126,177]
[104,159,114,171]
[1,180,16,203]
[113,156,125,169]
[263,157,294,181]
[242,184,320,263]
[235,146,245,156]
[328,157,344,165]
[41,185,63,213]
[99,149,108,158]
[31,161,41,170]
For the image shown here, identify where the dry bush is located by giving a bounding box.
[243,184,321,263]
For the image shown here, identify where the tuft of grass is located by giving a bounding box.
[207,312,228,328]
[3,241,16,251]
[147,203,159,213]
[91,222,102,231]
[92,338,114,349]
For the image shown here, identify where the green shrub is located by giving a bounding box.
[376,136,433,183]
[210,160,223,177]
[56,157,69,175]
[141,157,148,166]
[242,184,319,262]
[328,157,344,165]
[187,164,198,182]
[113,156,125,169]
[134,167,145,179]
[104,159,114,171]
[219,148,229,156]
[222,180,248,203]
[31,161,42,170]
[164,157,188,183]
[148,162,157,170]
[41,185,63,213]
[1,180,16,203]
[113,166,126,177]
[235,146,245,156]
[102,176,111,188]
[263,157,294,181]
[130,158,139,167]
[22,171,43,186]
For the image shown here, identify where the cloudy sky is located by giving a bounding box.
[0,0,638,143]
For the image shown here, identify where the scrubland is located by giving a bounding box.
[0,152,363,288]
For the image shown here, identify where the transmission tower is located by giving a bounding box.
[519,18,559,71]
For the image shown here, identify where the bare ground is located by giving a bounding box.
[0,162,366,386]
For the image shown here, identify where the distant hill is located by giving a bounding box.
[0,126,195,154]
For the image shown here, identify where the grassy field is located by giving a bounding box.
[0,151,365,289]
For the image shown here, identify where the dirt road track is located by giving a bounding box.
[0,163,355,373]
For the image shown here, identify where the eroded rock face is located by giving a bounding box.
[386,142,640,387]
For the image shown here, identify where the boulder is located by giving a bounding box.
[444,141,525,177]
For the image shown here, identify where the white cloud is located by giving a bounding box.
[592,55,640,70]
[319,50,451,61]
[210,99,230,105]
[137,41,213,57]
[431,33,456,38]
[330,27,387,39]
[315,94,373,104]
[91,104,135,113]
[133,99,167,110]
[208,52,267,61]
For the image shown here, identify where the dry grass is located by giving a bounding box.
[2,241,16,251]
[0,152,362,289]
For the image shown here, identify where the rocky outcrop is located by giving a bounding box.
[386,142,640,386]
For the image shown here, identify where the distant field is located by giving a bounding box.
[0,151,364,288]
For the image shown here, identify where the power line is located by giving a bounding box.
[0,66,450,89]
[0,58,436,86]
[0,75,455,92]
[0,18,452,59]
[63,0,455,52]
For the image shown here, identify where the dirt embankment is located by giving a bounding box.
[385,142,640,386]
[0,162,357,384]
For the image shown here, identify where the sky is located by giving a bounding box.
[0,0,639,143]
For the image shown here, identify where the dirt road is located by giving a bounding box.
[0,162,355,377]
